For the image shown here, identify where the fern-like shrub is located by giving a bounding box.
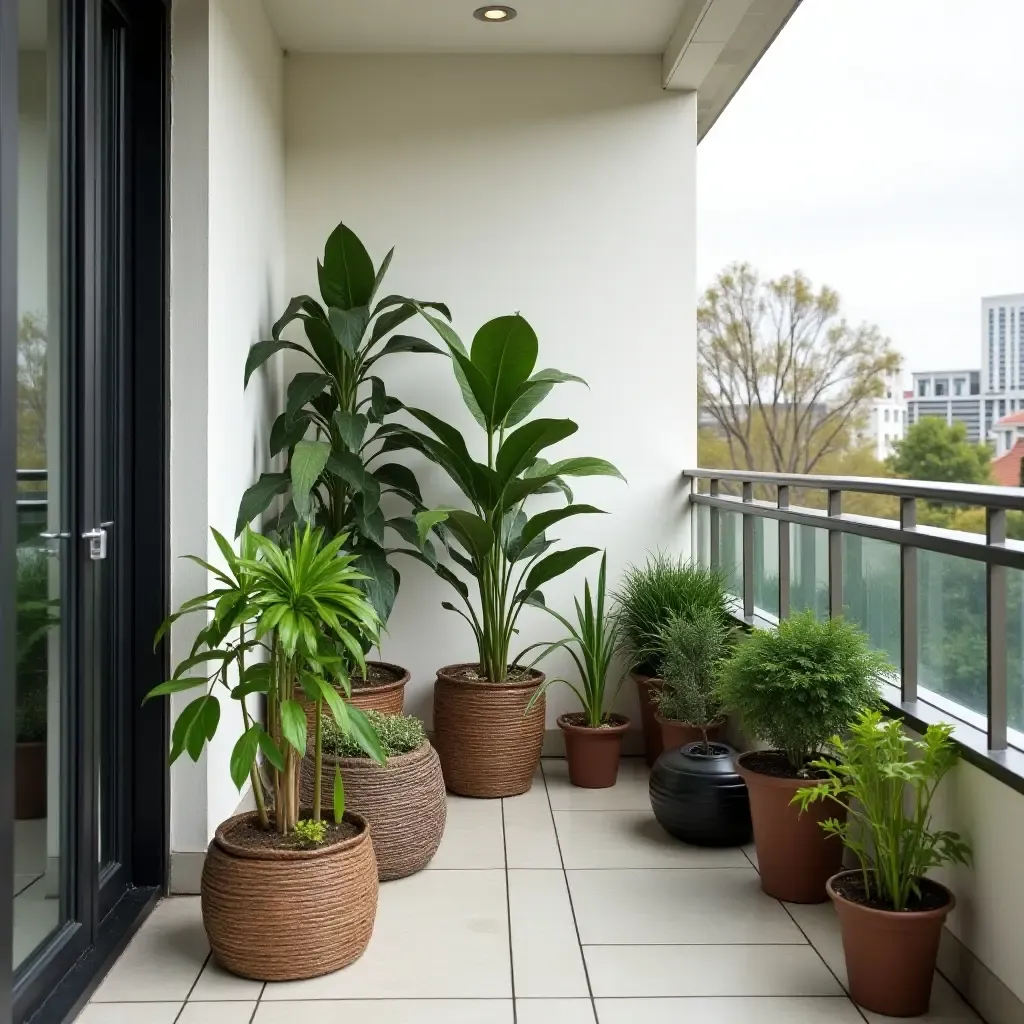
[322,710,426,759]
[717,610,889,771]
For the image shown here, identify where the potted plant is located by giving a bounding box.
[300,709,446,880]
[147,524,387,981]
[648,608,751,847]
[717,610,887,903]
[393,309,623,797]
[615,556,731,764]
[524,553,629,789]
[795,711,971,1017]
[237,221,451,716]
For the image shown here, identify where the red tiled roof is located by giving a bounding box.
[991,439,1024,487]
[994,410,1024,427]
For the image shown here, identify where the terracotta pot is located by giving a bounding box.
[829,871,953,1017]
[736,751,845,903]
[201,810,378,981]
[655,715,725,753]
[433,664,545,798]
[558,714,630,788]
[633,673,663,766]
[15,742,47,820]
[298,661,410,742]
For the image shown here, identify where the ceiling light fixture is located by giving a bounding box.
[473,6,517,22]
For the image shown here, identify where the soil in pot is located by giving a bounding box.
[348,661,410,715]
[650,741,751,847]
[655,715,725,753]
[737,750,845,904]
[558,713,630,789]
[15,741,46,820]
[201,810,378,981]
[829,870,954,1017]
[433,663,545,798]
[633,673,663,766]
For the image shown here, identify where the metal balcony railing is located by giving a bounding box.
[683,468,1024,789]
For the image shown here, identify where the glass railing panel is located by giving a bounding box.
[753,516,780,619]
[842,535,901,672]
[720,510,742,600]
[790,523,829,620]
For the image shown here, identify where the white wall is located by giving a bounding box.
[169,0,285,855]
[284,54,697,730]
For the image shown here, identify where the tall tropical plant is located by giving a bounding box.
[394,310,624,682]
[146,525,385,835]
[236,222,451,626]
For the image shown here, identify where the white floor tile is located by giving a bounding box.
[13,872,43,897]
[254,1002,513,1023]
[596,997,863,1023]
[517,998,596,1024]
[428,796,505,869]
[91,898,207,1002]
[76,1005,181,1024]
[543,759,650,811]
[555,810,749,869]
[569,868,805,945]
[503,771,561,869]
[508,871,589,997]
[14,819,47,874]
[584,945,845,998]
[13,880,60,968]
[743,843,759,870]
[178,1002,257,1023]
[261,870,511,1000]
[190,956,263,1000]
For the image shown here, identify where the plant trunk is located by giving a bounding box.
[312,698,323,821]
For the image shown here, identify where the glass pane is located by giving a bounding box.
[693,503,711,569]
[842,535,901,672]
[918,552,987,720]
[719,510,742,600]
[790,524,828,620]
[15,0,67,968]
[753,517,779,619]
[1009,569,1024,737]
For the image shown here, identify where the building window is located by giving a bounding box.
[935,379,948,397]
[884,409,890,423]
[970,372,980,396]
[953,378,964,396]
[918,379,930,398]
[1000,309,1007,391]
[999,399,1007,419]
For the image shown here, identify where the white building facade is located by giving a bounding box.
[857,370,907,460]
[906,368,983,443]
[982,293,1024,440]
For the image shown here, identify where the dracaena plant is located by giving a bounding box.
[236,222,452,628]
[393,310,624,683]
[146,524,385,836]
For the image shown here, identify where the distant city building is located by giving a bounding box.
[981,293,1024,439]
[854,371,907,460]
[906,369,982,443]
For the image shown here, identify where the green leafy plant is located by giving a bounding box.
[653,607,735,746]
[237,222,452,627]
[292,818,328,848]
[615,555,731,676]
[524,553,624,727]
[392,310,623,682]
[322,709,427,759]
[146,524,385,835]
[794,709,972,910]
[717,610,889,772]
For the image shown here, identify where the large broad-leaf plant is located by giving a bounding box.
[236,222,451,628]
[393,309,625,683]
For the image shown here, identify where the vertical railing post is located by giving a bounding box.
[742,481,754,622]
[709,479,720,571]
[828,489,843,618]
[900,497,918,704]
[987,507,1008,751]
[778,486,790,620]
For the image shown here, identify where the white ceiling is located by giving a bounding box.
[262,0,688,55]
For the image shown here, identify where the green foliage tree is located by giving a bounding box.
[887,418,991,485]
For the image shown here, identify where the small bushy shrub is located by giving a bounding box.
[292,818,328,847]
[322,709,426,759]
[717,610,889,771]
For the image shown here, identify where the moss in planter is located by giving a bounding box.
[323,709,426,759]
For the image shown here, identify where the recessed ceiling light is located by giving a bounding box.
[473,6,517,22]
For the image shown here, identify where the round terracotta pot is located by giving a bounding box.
[297,661,410,742]
[828,871,954,1017]
[15,741,47,820]
[558,714,631,789]
[299,741,446,881]
[433,663,545,798]
[655,715,725,753]
[201,810,378,981]
[633,672,663,766]
[736,751,846,904]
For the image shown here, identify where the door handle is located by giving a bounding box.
[40,531,70,557]
[82,527,108,561]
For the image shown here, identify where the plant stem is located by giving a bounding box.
[312,697,323,822]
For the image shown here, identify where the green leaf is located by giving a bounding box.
[373,462,422,503]
[269,410,312,457]
[230,725,262,790]
[353,501,386,546]
[280,699,308,757]
[235,472,290,536]
[416,509,451,547]
[329,305,370,357]
[144,677,208,702]
[366,334,446,367]
[326,451,381,514]
[272,294,326,340]
[170,694,220,764]
[171,649,233,680]
[258,730,285,771]
[470,315,539,428]
[370,303,415,344]
[414,305,487,429]
[291,440,331,520]
[352,545,398,625]
[345,704,387,765]
[319,222,375,310]
[515,505,605,558]
[286,372,330,421]
[522,546,600,596]
[504,368,588,427]
[334,410,368,452]
[244,339,310,387]
[369,246,393,304]
[544,457,626,481]
[445,511,495,563]
[304,317,343,378]
[333,763,345,823]
[495,418,577,486]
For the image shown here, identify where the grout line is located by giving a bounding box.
[541,761,598,1022]
[172,950,211,1023]
[500,797,517,1024]
[248,981,266,1023]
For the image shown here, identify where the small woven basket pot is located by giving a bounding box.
[298,661,410,740]
[201,810,378,981]
[299,741,447,881]
[432,663,545,798]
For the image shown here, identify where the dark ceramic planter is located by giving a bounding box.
[15,742,47,820]
[649,741,751,847]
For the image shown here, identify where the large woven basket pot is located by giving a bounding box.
[299,741,447,881]
[201,810,378,981]
[298,661,410,739]
[432,663,545,798]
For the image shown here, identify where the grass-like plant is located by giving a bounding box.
[794,709,972,910]
[323,709,426,759]
[717,610,889,772]
[615,554,731,676]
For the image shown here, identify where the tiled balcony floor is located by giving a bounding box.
[77,758,982,1023]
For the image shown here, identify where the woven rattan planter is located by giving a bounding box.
[432,663,545,798]
[298,661,410,739]
[299,741,446,881]
[201,810,378,981]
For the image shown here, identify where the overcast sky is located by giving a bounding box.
[697,0,1024,383]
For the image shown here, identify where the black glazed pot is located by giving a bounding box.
[650,741,752,847]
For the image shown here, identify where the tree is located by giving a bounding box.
[17,312,47,470]
[698,263,900,475]
[887,418,991,485]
